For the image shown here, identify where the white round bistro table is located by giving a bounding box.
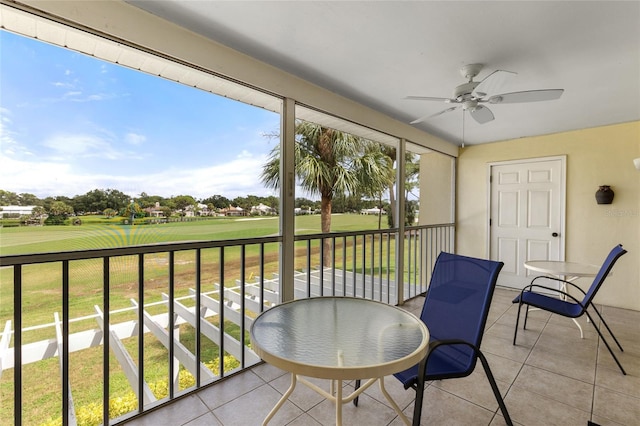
[250,296,429,426]
[524,260,601,338]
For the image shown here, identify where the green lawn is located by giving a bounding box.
[0,213,382,255]
[0,213,391,425]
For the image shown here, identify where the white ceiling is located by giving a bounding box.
[126,1,640,146]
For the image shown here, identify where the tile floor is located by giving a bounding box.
[123,287,639,426]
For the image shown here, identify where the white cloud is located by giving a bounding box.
[237,149,253,159]
[0,154,83,197]
[64,91,82,98]
[40,134,145,161]
[116,152,273,199]
[125,132,146,145]
[0,150,275,199]
[0,110,33,157]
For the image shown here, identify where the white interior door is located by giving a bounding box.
[489,157,566,290]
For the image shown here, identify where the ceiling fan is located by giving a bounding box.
[407,64,564,125]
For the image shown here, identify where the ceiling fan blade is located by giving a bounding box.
[410,106,458,124]
[473,70,517,98]
[470,105,494,124]
[405,95,454,102]
[488,89,564,104]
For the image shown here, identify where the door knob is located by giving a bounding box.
[552,232,559,237]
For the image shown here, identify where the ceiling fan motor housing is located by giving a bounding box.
[454,81,480,101]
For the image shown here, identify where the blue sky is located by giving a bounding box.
[0,30,281,200]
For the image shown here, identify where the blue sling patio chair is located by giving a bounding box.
[355,252,512,426]
[512,244,627,375]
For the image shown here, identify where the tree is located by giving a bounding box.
[0,190,20,205]
[137,192,165,209]
[31,206,46,218]
[121,201,142,222]
[160,206,174,218]
[103,208,117,218]
[104,189,131,211]
[384,151,420,228]
[171,195,196,217]
[264,195,279,212]
[49,200,74,217]
[19,193,40,206]
[202,195,231,210]
[45,200,74,225]
[261,121,391,265]
[403,154,420,226]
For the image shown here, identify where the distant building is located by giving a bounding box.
[220,206,246,216]
[251,203,276,215]
[360,207,385,215]
[0,205,37,217]
[144,202,164,218]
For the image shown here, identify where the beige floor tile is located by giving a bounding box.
[481,334,534,364]
[503,386,590,426]
[196,370,266,410]
[590,414,626,425]
[285,413,323,425]
[525,345,596,383]
[124,395,210,426]
[251,362,288,383]
[268,373,327,411]
[490,414,525,426]
[484,352,524,384]
[212,383,303,426]
[410,386,495,426]
[512,364,593,412]
[431,367,511,412]
[307,391,400,425]
[595,359,640,397]
[593,385,640,425]
[596,344,640,374]
[183,412,223,426]
[360,374,419,411]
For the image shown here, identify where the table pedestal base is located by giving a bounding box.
[263,374,411,426]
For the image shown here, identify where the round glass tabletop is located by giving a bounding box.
[250,297,429,380]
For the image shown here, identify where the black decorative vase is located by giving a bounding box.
[595,185,614,204]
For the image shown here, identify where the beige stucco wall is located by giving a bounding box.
[457,121,640,311]
[419,152,455,225]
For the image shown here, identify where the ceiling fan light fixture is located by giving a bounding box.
[462,100,478,111]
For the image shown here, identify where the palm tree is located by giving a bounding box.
[261,121,392,266]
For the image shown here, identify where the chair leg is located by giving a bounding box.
[523,302,530,330]
[477,351,513,426]
[513,301,524,345]
[585,311,626,375]
[589,304,624,351]
[412,357,428,426]
[353,379,361,406]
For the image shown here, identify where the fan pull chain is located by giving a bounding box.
[461,110,465,148]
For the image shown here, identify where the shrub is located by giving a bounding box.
[40,356,240,426]
[44,215,68,226]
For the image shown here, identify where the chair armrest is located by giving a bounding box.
[412,338,481,390]
[428,338,479,353]
[530,276,588,296]
[520,280,585,306]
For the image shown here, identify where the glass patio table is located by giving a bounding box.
[250,296,429,426]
